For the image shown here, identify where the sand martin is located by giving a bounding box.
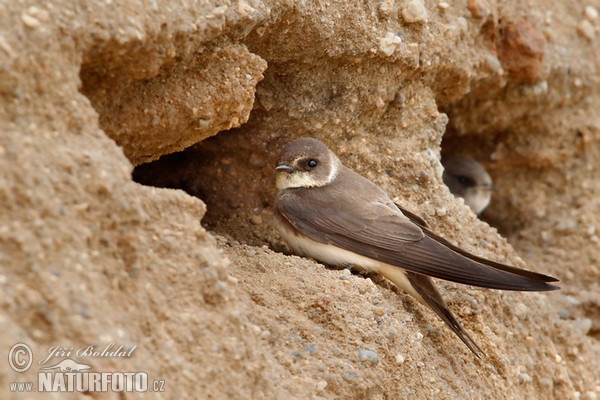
[274,137,559,357]
[442,155,495,215]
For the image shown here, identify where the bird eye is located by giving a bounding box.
[457,176,475,186]
[307,159,318,168]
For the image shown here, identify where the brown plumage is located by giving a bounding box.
[274,137,559,357]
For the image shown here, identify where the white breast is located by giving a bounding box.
[275,220,420,300]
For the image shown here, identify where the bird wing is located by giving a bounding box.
[276,188,559,291]
[395,203,559,283]
[405,271,484,358]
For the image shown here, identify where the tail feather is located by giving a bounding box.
[406,271,484,358]
[396,203,560,287]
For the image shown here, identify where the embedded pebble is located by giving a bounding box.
[250,215,263,225]
[402,0,428,23]
[557,309,570,319]
[574,318,592,335]
[555,219,578,232]
[343,369,358,381]
[468,0,489,19]
[395,353,406,364]
[554,354,562,363]
[21,13,41,28]
[582,391,598,400]
[578,20,595,40]
[438,2,450,10]
[372,306,385,316]
[513,302,528,319]
[304,344,319,355]
[316,380,327,392]
[358,349,379,363]
[585,6,598,21]
[518,373,533,383]
[379,32,403,56]
[339,268,352,280]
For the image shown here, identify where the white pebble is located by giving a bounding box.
[582,391,598,400]
[578,20,595,40]
[316,380,328,391]
[402,0,429,23]
[395,353,406,364]
[585,6,598,21]
[574,318,592,335]
[513,302,528,319]
[518,373,533,383]
[358,349,379,363]
[379,32,402,56]
[21,13,40,28]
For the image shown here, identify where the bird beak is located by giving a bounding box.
[276,163,296,173]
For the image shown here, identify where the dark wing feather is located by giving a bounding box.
[406,272,484,358]
[276,188,559,291]
[395,203,559,283]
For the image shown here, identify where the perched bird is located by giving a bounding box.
[273,137,559,357]
[442,154,495,215]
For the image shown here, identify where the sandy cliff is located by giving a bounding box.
[1,0,599,398]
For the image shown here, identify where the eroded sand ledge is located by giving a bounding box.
[1,1,599,398]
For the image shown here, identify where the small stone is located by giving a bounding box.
[250,215,263,225]
[340,269,352,280]
[578,20,595,40]
[438,2,450,10]
[557,309,570,319]
[468,0,489,19]
[395,353,406,364]
[555,219,578,232]
[316,381,327,392]
[379,32,402,56]
[372,306,385,316]
[343,369,358,381]
[585,6,598,21]
[456,17,469,32]
[497,18,546,84]
[513,302,528,319]
[436,207,447,217]
[248,323,262,334]
[574,318,592,335]
[582,391,598,400]
[358,349,379,363]
[540,378,553,388]
[524,336,535,347]
[402,0,429,23]
[21,13,40,28]
[518,373,533,383]
[554,354,562,363]
[379,0,396,18]
[304,344,319,354]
